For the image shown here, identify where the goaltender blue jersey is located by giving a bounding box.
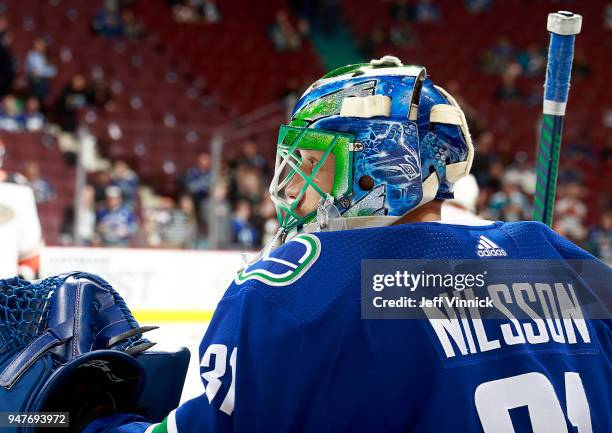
[85,221,612,433]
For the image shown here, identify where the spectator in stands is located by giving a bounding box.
[96,185,137,246]
[389,22,418,49]
[503,151,536,196]
[0,29,14,98]
[465,0,492,14]
[235,140,269,173]
[121,9,145,40]
[231,200,257,248]
[297,18,311,38]
[516,44,545,77]
[160,195,198,248]
[172,0,201,23]
[495,138,514,166]
[495,63,523,102]
[234,166,264,206]
[488,181,531,221]
[554,182,588,243]
[0,95,24,131]
[23,97,45,131]
[587,211,611,261]
[92,169,114,204]
[564,129,595,162]
[486,159,504,192]
[270,10,301,53]
[201,0,221,23]
[22,161,55,203]
[78,185,97,245]
[557,159,584,185]
[143,196,173,247]
[61,184,96,246]
[251,197,278,248]
[183,152,212,221]
[93,0,124,38]
[414,0,441,23]
[25,38,57,102]
[55,74,90,133]
[230,142,267,206]
[111,160,138,209]
[202,181,232,249]
[605,3,612,30]
[479,36,514,75]
[90,69,112,108]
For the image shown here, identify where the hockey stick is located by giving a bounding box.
[532,11,582,226]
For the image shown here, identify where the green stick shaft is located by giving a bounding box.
[533,114,564,226]
[533,11,582,226]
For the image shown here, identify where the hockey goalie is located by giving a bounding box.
[0,57,610,433]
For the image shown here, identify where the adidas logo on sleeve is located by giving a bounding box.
[476,235,507,257]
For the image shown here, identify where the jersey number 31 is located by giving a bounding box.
[475,372,592,433]
[201,344,237,415]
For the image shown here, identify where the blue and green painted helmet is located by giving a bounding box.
[270,55,474,238]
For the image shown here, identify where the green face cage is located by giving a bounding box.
[269,125,354,234]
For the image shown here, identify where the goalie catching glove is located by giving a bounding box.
[0,272,190,433]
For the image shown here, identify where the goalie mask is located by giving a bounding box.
[270,55,474,241]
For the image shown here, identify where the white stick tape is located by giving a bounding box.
[543,99,568,116]
[547,12,582,35]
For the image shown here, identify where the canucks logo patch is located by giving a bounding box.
[235,234,321,286]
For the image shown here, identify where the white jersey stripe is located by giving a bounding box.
[479,236,498,249]
[478,237,491,249]
[144,424,158,433]
[477,239,490,249]
[167,410,178,433]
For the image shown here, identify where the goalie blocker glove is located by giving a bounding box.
[0,272,190,433]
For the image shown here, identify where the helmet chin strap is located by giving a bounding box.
[316,195,346,232]
[303,194,399,234]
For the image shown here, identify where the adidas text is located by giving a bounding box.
[477,249,507,257]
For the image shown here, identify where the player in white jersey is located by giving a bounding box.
[0,144,43,279]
